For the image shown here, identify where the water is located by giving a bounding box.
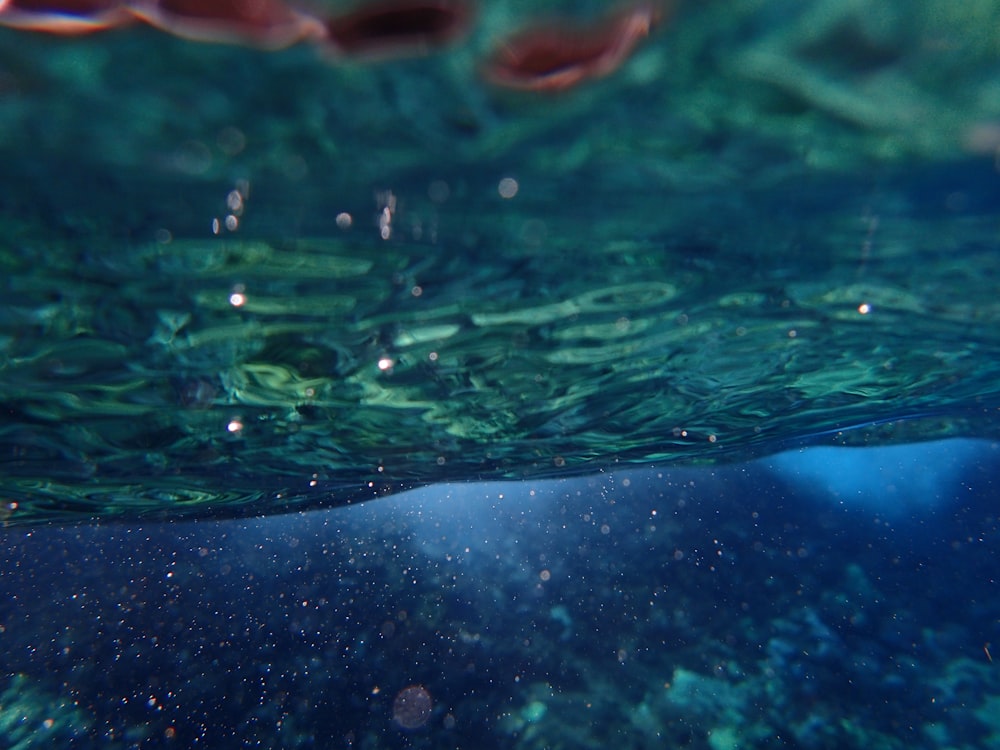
[2,442,998,748]
[2,0,999,523]
[1,0,999,746]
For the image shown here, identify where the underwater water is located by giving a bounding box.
[2,441,999,749]
[1,0,1000,746]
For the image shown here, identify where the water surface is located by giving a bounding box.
[2,0,999,521]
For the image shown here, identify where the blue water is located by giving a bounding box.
[2,440,998,748]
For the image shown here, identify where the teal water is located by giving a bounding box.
[2,0,1000,524]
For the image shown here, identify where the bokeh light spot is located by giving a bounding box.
[392,685,433,730]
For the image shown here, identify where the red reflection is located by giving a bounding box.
[126,0,326,49]
[0,0,671,88]
[484,0,668,92]
[325,0,473,59]
[0,0,133,33]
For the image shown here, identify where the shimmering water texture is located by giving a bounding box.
[3,0,1000,523]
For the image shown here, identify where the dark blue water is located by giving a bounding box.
[2,440,998,748]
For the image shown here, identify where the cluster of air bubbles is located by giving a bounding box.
[376,189,397,240]
[212,179,250,235]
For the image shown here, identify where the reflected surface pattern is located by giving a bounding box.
[1,1,999,522]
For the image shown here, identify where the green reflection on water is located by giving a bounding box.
[2,0,1000,523]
